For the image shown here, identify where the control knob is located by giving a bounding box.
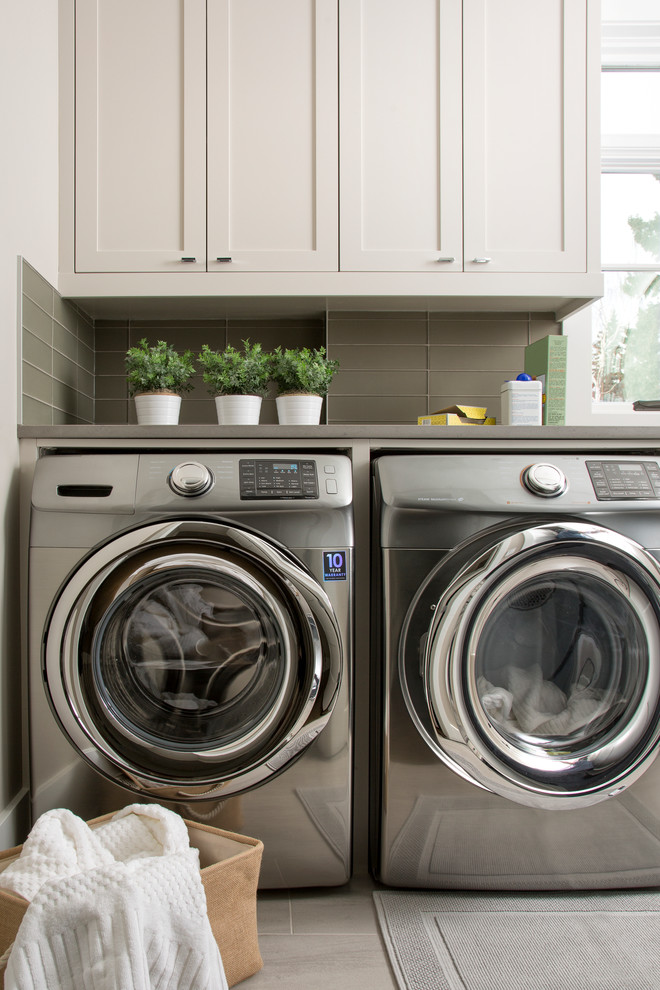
[521,462,567,498]
[168,461,214,497]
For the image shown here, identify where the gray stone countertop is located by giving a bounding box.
[17,424,660,443]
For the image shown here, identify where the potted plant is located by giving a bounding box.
[125,338,195,425]
[198,340,271,425]
[270,346,339,425]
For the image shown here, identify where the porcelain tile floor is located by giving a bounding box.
[244,875,398,989]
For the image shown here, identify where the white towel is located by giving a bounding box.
[478,663,610,738]
[1,804,228,990]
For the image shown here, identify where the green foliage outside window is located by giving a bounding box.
[593,176,660,402]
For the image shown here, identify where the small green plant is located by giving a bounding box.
[125,338,196,396]
[270,346,339,398]
[198,340,271,397]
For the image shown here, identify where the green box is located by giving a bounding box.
[524,335,567,425]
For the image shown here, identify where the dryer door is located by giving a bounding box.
[44,519,342,800]
[401,521,660,809]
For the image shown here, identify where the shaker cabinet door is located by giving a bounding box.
[206,0,338,272]
[339,0,589,276]
[75,0,207,273]
[70,0,594,288]
[339,0,463,272]
[462,0,588,273]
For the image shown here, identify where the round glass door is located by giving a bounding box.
[418,522,660,808]
[45,520,342,799]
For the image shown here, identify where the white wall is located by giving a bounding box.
[0,1,59,845]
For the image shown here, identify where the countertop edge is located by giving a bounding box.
[17,424,660,442]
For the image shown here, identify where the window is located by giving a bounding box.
[565,2,660,424]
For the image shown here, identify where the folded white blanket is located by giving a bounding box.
[0,804,228,990]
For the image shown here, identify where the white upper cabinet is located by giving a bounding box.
[75,0,207,273]
[207,0,338,272]
[74,0,338,273]
[340,0,590,275]
[339,0,463,272]
[462,0,587,273]
[64,0,601,311]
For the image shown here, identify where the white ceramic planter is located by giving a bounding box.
[134,392,182,425]
[215,394,263,425]
[276,394,323,425]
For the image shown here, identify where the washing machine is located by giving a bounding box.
[373,451,660,890]
[28,449,353,888]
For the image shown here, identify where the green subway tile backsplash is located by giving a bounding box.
[19,261,561,426]
[20,259,95,426]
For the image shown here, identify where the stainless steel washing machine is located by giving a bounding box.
[29,450,353,888]
[373,452,660,889]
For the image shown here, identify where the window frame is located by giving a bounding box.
[564,10,660,426]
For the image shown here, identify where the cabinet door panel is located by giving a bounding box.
[207,0,338,272]
[339,0,462,272]
[75,0,207,272]
[463,0,587,273]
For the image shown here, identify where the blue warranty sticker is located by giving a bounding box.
[323,550,347,581]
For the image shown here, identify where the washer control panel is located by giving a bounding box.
[239,458,319,500]
[521,462,568,498]
[586,460,660,500]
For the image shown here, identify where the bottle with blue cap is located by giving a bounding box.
[500,373,542,425]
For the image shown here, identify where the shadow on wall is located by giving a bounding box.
[0,461,29,847]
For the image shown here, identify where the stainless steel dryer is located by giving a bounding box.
[373,452,660,889]
[29,450,353,887]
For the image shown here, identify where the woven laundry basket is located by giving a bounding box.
[0,814,264,988]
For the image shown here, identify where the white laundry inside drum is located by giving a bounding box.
[123,581,270,716]
[474,574,634,745]
[89,569,295,760]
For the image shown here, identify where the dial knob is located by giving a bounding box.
[168,461,214,497]
[521,462,567,498]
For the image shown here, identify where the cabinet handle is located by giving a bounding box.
[181,257,197,263]
[436,257,455,263]
[472,257,492,264]
[216,257,233,263]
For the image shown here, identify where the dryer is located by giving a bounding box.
[29,450,353,888]
[373,452,660,889]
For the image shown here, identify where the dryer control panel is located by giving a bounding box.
[239,458,319,499]
[586,460,660,500]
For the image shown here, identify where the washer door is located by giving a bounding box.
[44,519,342,800]
[401,521,660,809]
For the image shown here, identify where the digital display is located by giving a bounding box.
[256,461,301,489]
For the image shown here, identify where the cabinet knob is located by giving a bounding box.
[472,257,492,264]
[436,257,455,263]
[181,257,197,263]
[216,257,233,263]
